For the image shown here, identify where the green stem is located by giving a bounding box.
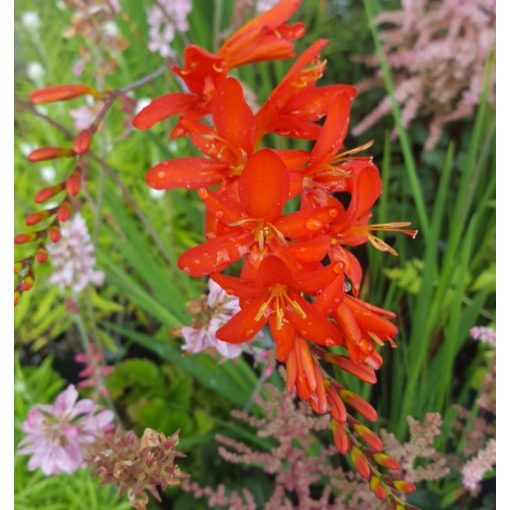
[362,0,430,241]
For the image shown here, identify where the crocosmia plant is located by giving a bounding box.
[14,0,496,509]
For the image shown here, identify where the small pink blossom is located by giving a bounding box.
[69,105,97,130]
[180,279,243,359]
[75,344,114,397]
[470,326,496,347]
[18,385,114,475]
[255,0,280,12]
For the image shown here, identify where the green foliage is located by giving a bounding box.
[108,358,205,437]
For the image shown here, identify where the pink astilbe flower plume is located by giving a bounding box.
[462,439,496,492]
[47,213,105,293]
[353,0,495,150]
[75,344,114,398]
[18,385,114,475]
[146,0,192,58]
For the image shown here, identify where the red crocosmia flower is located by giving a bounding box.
[330,163,417,255]
[146,78,255,190]
[177,149,290,275]
[133,46,227,131]
[212,255,343,350]
[217,0,305,69]
[134,1,306,134]
[299,94,374,207]
[334,295,398,362]
[255,39,356,141]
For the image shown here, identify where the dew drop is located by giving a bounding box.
[344,281,352,293]
[328,208,338,217]
[305,218,323,231]
[157,170,166,179]
[246,329,255,337]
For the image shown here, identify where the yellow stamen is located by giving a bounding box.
[255,284,307,329]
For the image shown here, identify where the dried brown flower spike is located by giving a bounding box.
[86,427,186,510]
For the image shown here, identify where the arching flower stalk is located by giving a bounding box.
[15,65,168,304]
[134,1,418,507]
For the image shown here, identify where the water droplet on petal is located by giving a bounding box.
[305,218,323,231]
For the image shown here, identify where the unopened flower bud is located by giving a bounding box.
[30,84,101,103]
[35,183,65,203]
[27,147,73,162]
[374,452,401,470]
[340,389,378,422]
[351,446,371,479]
[57,202,72,222]
[73,130,92,154]
[66,168,82,196]
[49,225,62,243]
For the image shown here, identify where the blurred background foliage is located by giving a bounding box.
[14,0,495,508]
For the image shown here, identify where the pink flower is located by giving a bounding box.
[146,0,192,58]
[75,344,114,397]
[48,214,105,293]
[180,279,243,359]
[18,385,114,475]
[470,326,496,347]
[462,439,496,492]
[69,105,97,130]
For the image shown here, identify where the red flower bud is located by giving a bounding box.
[340,389,378,422]
[66,168,82,196]
[25,210,52,226]
[57,202,72,222]
[35,183,65,204]
[49,225,62,243]
[324,354,377,384]
[369,476,387,500]
[30,84,100,104]
[373,453,401,471]
[20,274,35,291]
[351,446,371,480]
[27,147,73,162]
[36,246,48,263]
[353,424,384,452]
[15,232,37,244]
[392,480,416,493]
[327,386,347,423]
[73,130,92,154]
[332,419,350,454]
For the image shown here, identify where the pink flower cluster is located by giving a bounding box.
[470,325,496,347]
[75,344,114,397]
[48,214,105,293]
[146,0,192,58]
[18,385,114,475]
[353,0,495,150]
[462,438,496,492]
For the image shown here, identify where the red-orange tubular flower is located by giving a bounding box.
[135,1,418,506]
[133,0,304,133]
